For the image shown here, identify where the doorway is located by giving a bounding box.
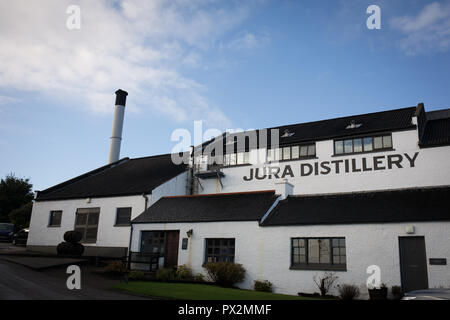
[140,230,180,270]
[398,236,428,292]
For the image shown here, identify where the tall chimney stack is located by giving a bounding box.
[108,89,128,164]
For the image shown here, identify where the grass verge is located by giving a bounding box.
[113,281,315,300]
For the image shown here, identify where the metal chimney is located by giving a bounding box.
[108,89,128,164]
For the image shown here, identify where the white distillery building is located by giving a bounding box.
[28,92,450,298]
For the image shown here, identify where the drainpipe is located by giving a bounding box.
[142,193,149,210]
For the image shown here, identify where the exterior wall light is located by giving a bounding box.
[186,229,193,237]
[405,226,415,234]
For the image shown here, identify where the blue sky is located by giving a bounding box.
[0,0,449,191]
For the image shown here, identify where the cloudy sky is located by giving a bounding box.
[1,0,449,191]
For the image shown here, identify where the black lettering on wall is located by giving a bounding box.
[301,163,313,176]
[281,165,294,178]
[331,160,343,174]
[404,152,419,167]
[320,161,331,175]
[387,154,403,169]
[373,156,385,170]
[243,168,253,181]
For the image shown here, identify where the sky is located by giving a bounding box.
[0,0,449,191]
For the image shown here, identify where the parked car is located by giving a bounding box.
[402,288,450,300]
[12,228,29,245]
[0,223,14,242]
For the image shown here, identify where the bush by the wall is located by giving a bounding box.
[129,270,145,280]
[203,262,245,287]
[156,268,176,281]
[176,265,193,281]
[338,284,360,300]
[104,261,126,276]
[254,280,273,292]
[193,273,205,282]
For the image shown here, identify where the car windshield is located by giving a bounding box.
[0,224,14,231]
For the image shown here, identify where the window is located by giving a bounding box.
[115,207,131,226]
[222,152,251,167]
[291,237,346,270]
[205,238,235,263]
[48,210,62,227]
[75,208,100,243]
[268,143,316,162]
[334,134,392,155]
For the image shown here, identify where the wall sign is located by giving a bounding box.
[429,258,447,265]
[182,238,188,250]
[243,152,419,181]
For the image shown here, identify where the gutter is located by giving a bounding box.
[259,195,282,225]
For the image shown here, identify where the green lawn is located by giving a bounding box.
[113,281,313,300]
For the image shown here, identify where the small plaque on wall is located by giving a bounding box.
[182,238,188,250]
[429,258,447,265]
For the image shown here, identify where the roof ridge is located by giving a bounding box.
[285,185,450,199]
[130,152,189,161]
[162,190,276,199]
[37,157,130,195]
[265,106,417,131]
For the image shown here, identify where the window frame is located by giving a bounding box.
[114,207,132,227]
[74,208,100,244]
[204,238,235,264]
[267,143,316,163]
[333,133,393,156]
[290,237,347,271]
[48,210,62,227]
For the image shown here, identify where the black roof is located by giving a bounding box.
[262,186,450,226]
[36,154,188,201]
[132,191,277,223]
[420,117,450,147]
[197,106,417,153]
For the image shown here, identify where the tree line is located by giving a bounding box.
[0,174,34,230]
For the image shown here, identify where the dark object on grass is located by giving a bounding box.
[391,285,403,299]
[57,230,84,256]
[338,284,360,300]
[368,284,388,300]
[64,230,82,243]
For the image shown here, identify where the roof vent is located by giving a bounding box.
[346,120,362,130]
[281,129,295,138]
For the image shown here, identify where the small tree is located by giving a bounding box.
[9,202,33,230]
[313,272,338,297]
[0,173,33,223]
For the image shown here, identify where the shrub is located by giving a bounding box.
[313,272,338,297]
[254,280,273,292]
[176,265,193,281]
[338,284,360,300]
[129,270,145,280]
[203,262,246,287]
[193,273,205,282]
[156,267,176,281]
[104,261,126,276]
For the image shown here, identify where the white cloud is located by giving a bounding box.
[390,2,450,55]
[227,31,271,50]
[0,0,264,128]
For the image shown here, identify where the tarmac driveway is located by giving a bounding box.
[0,258,147,300]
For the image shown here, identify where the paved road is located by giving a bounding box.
[0,241,26,253]
[0,259,145,300]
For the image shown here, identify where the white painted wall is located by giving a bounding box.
[131,221,450,298]
[196,129,450,195]
[28,172,188,249]
[28,195,145,250]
